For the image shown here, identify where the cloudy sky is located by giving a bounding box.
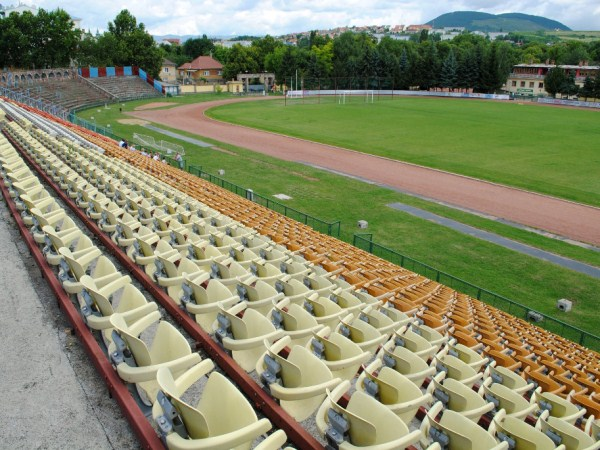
[31,0,600,36]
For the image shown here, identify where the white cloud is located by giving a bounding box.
[32,0,600,35]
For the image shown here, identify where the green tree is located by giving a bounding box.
[544,67,567,97]
[222,44,259,81]
[440,48,458,90]
[561,70,579,98]
[183,35,215,59]
[579,76,595,100]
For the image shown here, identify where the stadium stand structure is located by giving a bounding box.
[87,76,162,102]
[1,95,600,449]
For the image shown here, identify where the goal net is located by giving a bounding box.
[338,90,375,104]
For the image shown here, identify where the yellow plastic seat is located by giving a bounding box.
[308,326,370,381]
[537,415,599,450]
[531,389,587,425]
[483,364,536,395]
[214,302,284,372]
[479,378,538,419]
[443,341,490,372]
[335,313,388,354]
[279,260,313,281]
[111,212,142,249]
[391,326,437,361]
[236,279,284,316]
[303,294,346,330]
[58,246,121,294]
[315,380,422,449]
[360,304,412,335]
[356,359,433,423]
[154,250,208,302]
[207,258,253,291]
[433,353,484,387]
[268,298,324,347]
[108,312,201,405]
[151,361,272,450]
[256,336,342,421]
[328,290,367,316]
[28,204,67,243]
[186,240,225,271]
[98,201,125,233]
[379,340,437,387]
[427,372,495,422]
[489,409,566,450]
[41,224,87,266]
[78,274,158,343]
[180,272,239,332]
[228,246,262,269]
[421,401,508,450]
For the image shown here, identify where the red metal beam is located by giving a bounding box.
[7,131,324,449]
[0,135,164,449]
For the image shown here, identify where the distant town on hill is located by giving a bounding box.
[154,11,571,46]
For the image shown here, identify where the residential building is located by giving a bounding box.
[160,59,177,83]
[504,62,600,97]
[177,55,223,84]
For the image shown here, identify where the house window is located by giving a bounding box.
[163,67,169,73]
[203,71,210,76]
[529,82,534,88]
[520,81,525,87]
[218,70,223,75]
[539,82,544,88]
[511,81,516,87]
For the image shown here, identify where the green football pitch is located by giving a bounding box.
[78,94,600,337]
[207,96,600,207]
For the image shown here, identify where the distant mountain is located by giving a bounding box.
[426,11,571,32]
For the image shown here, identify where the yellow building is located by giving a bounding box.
[504,62,599,97]
[177,56,223,85]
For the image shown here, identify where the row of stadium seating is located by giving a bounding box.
[2,98,600,449]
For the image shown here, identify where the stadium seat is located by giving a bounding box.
[420,401,508,450]
[235,278,284,316]
[257,336,342,421]
[334,313,388,354]
[359,303,412,335]
[214,302,284,372]
[427,372,495,422]
[108,312,202,405]
[433,353,484,388]
[302,294,346,330]
[180,273,239,333]
[308,326,371,381]
[268,298,324,347]
[152,361,272,450]
[531,389,587,425]
[478,378,537,419]
[536,415,600,450]
[443,341,490,372]
[483,364,535,395]
[489,409,564,450]
[58,247,121,294]
[356,359,432,423]
[391,326,438,361]
[379,341,437,388]
[154,250,208,302]
[315,380,422,449]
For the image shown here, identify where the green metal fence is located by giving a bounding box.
[353,233,600,351]
[187,165,341,237]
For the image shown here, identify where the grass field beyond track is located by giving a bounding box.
[77,95,600,337]
[207,97,600,207]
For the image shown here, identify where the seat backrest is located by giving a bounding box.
[282,303,318,330]
[539,416,595,450]
[437,354,478,382]
[535,391,577,419]
[388,345,429,374]
[485,383,529,415]
[437,377,483,412]
[494,415,558,450]
[434,409,498,450]
[362,307,394,329]
[489,365,529,390]
[110,314,153,367]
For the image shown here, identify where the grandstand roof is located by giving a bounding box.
[178,55,223,71]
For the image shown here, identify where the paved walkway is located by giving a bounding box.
[389,203,600,279]
[129,98,600,246]
[0,194,136,449]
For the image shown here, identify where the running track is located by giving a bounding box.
[129,98,600,246]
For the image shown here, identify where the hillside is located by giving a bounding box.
[426,11,571,32]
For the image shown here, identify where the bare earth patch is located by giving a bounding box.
[118,119,149,126]
[134,102,176,111]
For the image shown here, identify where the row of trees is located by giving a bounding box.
[545,68,600,99]
[2,8,600,95]
[0,9,163,78]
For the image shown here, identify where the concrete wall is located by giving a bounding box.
[180,84,227,94]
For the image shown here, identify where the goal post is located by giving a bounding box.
[338,90,374,104]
